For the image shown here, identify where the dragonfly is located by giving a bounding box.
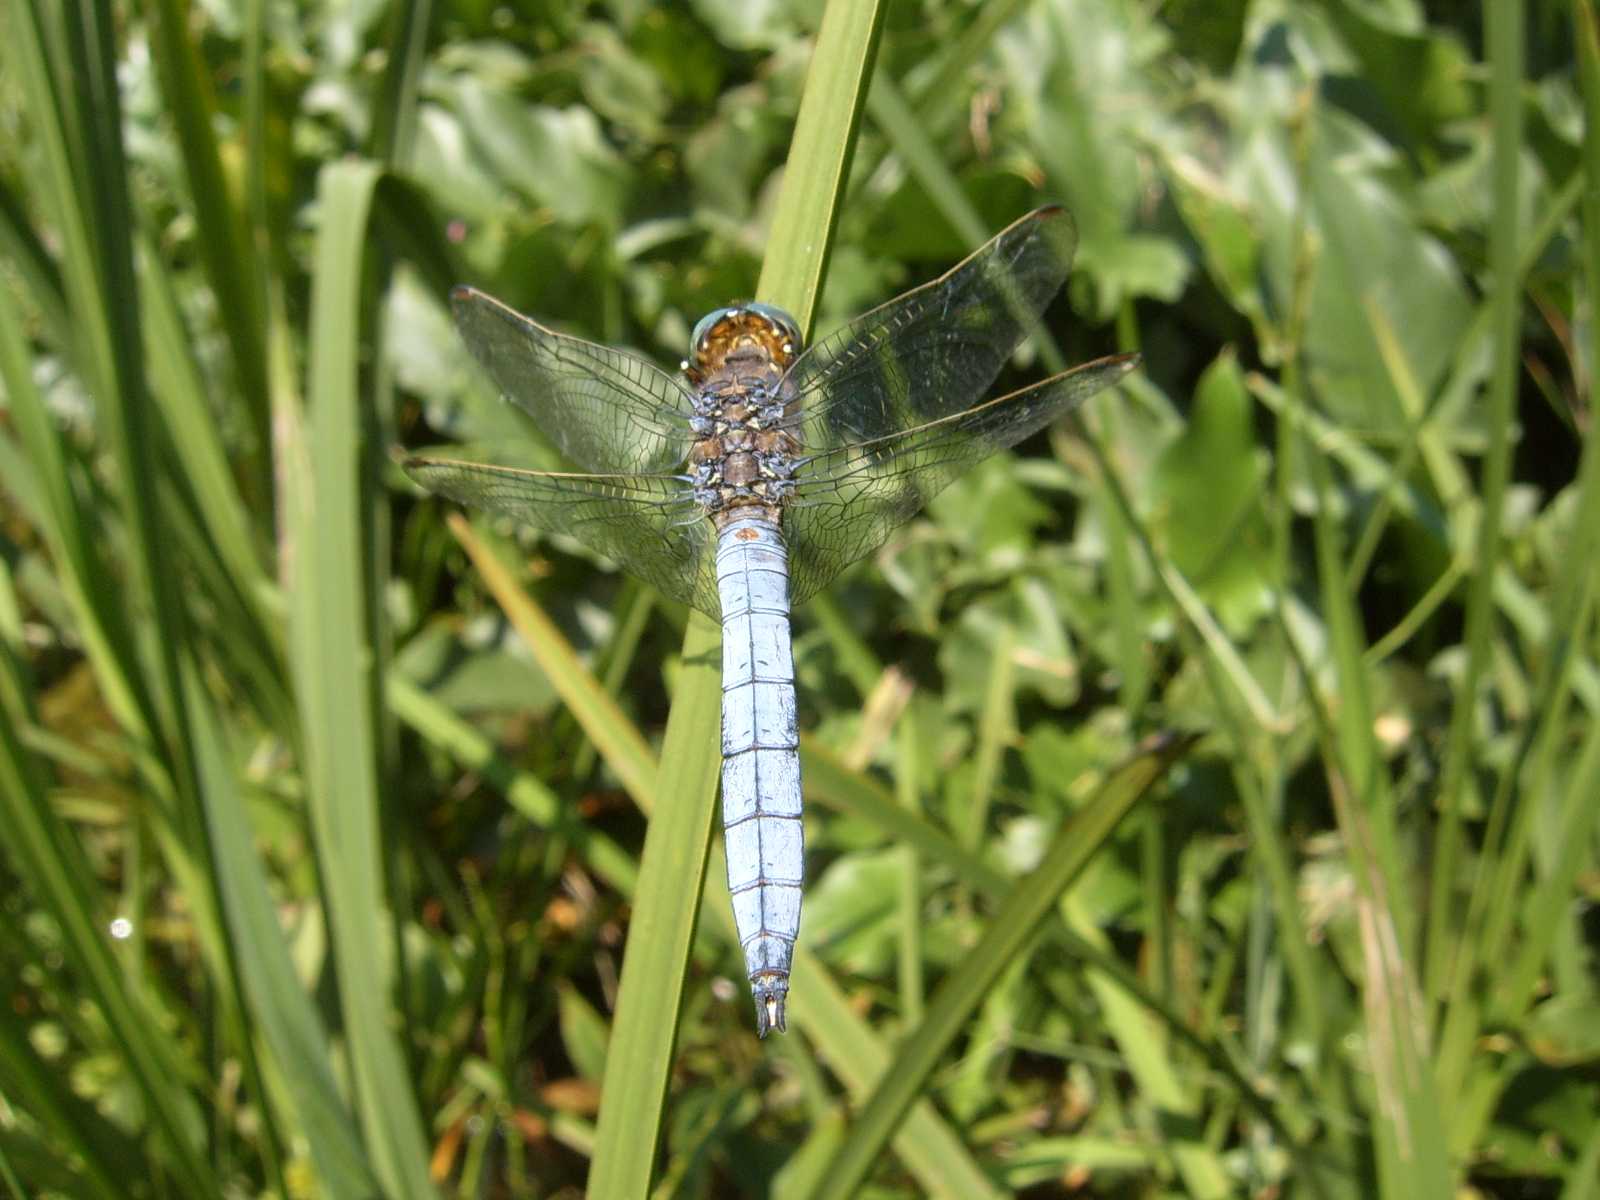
[406,207,1138,1036]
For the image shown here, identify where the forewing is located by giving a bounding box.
[784,207,1078,451]
[452,287,695,474]
[783,354,1139,605]
[405,456,718,616]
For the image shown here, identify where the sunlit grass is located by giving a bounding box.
[0,0,1592,1197]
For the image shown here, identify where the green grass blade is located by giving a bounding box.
[785,953,1006,1200]
[754,0,887,328]
[136,233,290,730]
[588,1,887,1193]
[137,233,274,620]
[573,579,656,779]
[444,516,658,814]
[0,640,214,1195]
[181,659,381,1198]
[804,592,882,700]
[0,179,69,343]
[26,22,257,1043]
[586,612,721,1197]
[1497,701,1600,1014]
[54,0,190,735]
[1480,0,1600,1038]
[142,0,271,467]
[0,266,145,739]
[6,19,282,1185]
[369,0,434,167]
[1424,0,1526,1008]
[960,623,1014,850]
[1563,1116,1600,1200]
[1071,915,1232,1199]
[0,941,134,1198]
[804,734,1193,1199]
[1428,0,1542,1127]
[802,736,989,872]
[291,158,436,1199]
[386,674,640,896]
[6,2,155,740]
[894,707,925,1025]
[865,71,987,243]
[846,0,1030,208]
[48,8,304,1180]
[1289,450,1451,1195]
[58,29,269,1082]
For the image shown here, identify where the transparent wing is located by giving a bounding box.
[452,287,695,474]
[405,456,718,616]
[783,207,1078,452]
[783,354,1140,605]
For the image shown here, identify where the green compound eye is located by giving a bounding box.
[688,304,803,356]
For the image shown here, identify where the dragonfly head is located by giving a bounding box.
[686,303,802,384]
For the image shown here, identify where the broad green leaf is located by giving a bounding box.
[1150,350,1274,630]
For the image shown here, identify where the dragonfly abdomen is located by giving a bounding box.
[715,514,803,1037]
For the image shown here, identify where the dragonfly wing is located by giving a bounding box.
[783,354,1139,605]
[785,207,1078,451]
[406,456,718,616]
[452,287,695,474]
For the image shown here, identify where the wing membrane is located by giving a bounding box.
[405,456,717,615]
[784,207,1078,452]
[452,287,694,474]
[783,354,1139,604]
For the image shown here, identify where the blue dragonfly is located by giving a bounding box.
[406,207,1139,1035]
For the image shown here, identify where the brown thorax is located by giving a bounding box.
[685,305,804,525]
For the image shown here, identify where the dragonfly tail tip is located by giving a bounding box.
[754,989,787,1037]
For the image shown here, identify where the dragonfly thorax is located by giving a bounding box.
[685,306,803,524]
[688,373,800,522]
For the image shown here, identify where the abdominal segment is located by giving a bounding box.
[715,514,803,1037]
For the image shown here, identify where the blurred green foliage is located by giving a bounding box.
[0,0,1596,1197]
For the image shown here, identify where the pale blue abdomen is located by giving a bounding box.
[715,514,803,1036]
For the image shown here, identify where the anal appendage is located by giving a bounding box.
[753,981,787,1038]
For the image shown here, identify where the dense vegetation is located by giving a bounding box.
[0,0,1594,1196]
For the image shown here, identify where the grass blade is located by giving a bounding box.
[444,516,658,813]
[588,0,887,1192]
[386,673,640,895]
[290,158,436,1199]
[960,623,1014,850]
[1072,919,1232,1199]
[1424,0,1526,1007]
[182,660,381,1198]
[7,1,155,740]
[1294,437,1451,1195]
[754,0,888,328]
[142,0,271,469]
[585,613,722,1197]
[785,952,1006,1200]
[805,734,1193,1199]
[0,628,213,1195]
